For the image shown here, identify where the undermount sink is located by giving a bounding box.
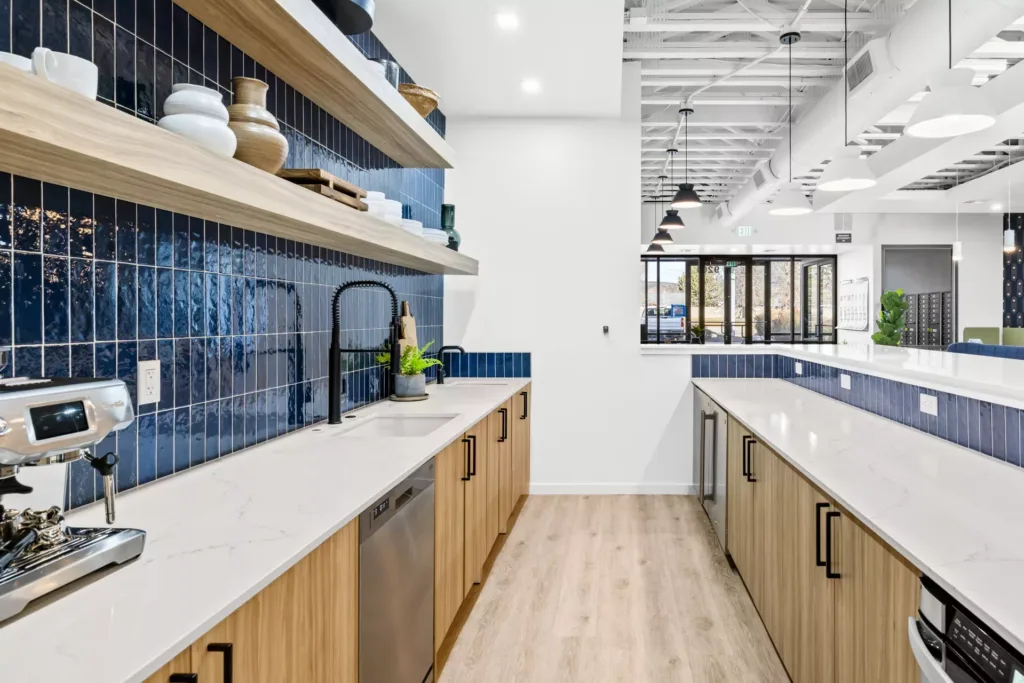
[338,414,457,438]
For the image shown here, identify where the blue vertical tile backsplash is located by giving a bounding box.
[0,2,450,510]
[693,353,1024,470]
[443,352,532,379]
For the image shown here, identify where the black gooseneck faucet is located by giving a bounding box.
[435,345,466,384]
[329,281,402,424]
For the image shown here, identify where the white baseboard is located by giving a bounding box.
[528,483,698,495]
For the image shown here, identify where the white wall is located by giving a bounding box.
[444,65,696,493]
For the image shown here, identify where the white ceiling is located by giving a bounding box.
[373,0,625,117]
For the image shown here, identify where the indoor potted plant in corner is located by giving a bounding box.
[871,289,909,346]
[377,340,443,399]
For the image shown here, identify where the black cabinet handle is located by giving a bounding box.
[745,436,753,479]
[207,643,233,683]
[825,511,841,579]
[745,438,757,483]
[499,408,508,442]
[815,502,830,567]
[169,676,197,683]
[520,391,528,419]
[468,435,477,476]
[461,438,471,481]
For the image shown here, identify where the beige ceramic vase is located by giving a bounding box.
[228,77,288,174]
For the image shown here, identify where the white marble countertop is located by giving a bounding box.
[645,343,1024,410]
[0,378,529,683]
[694,378,1024,653]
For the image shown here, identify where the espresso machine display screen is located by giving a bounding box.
[29,401,89,440]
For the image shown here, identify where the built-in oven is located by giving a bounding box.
[911,576,1024,683]
[693,389,727,551]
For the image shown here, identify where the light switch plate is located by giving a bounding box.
[840,374,851,390]
[920,393,938,417]
[795,362,803,375]
[138,360,161,405]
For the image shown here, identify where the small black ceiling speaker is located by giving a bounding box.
[313,0,376,35]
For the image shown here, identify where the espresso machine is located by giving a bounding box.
[0,367,144,623]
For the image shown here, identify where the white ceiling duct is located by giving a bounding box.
[716,0,1024,227]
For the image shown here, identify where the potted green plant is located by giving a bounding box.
[871,289,909,346]
[377,340,444,398]
[690,324,705,344]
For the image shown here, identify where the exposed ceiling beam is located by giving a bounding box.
[642,76,834,88]
[641,121,782,128]
[624,12,883,34]
[641,133,783,140]
[625,43,846,60]
[640,65,841,77]
[641,96,804,106]
[971,41,1024,59]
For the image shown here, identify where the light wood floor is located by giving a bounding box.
[439,495,790,683]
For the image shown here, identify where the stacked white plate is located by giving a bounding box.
[364,192,404,226]
[402,219,424,237]
[422,229,449,245]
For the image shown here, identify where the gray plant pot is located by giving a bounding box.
[394,373,426,398]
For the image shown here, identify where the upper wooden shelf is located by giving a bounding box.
[175,0,456,170]
[0,66,477,275]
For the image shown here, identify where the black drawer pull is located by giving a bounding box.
[745,437,757,483]
[815,502,830,567]
[461,438,471,481]
[468,435,477,476]
[741,435,751,477]
[825,511,841,579]
[499,408,508,442]
[207,643,233,683]
[520,391,528,419]
[169,676,197,682]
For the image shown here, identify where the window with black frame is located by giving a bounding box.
[641,255,838,345]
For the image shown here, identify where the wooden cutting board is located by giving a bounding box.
[399,301,418,352]
[277,168,367,198]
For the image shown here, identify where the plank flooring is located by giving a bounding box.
[439,495,790,683]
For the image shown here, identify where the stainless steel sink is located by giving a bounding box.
[339,415,457,438]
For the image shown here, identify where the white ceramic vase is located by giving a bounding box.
[158,84,237,158]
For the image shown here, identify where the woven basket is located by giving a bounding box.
[398,84,440,118]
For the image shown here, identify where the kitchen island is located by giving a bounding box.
[0,379,530,683]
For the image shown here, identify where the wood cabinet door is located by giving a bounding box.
[484,406,504,545]
[512,384,532,502]
[142,648,192,683]
[792,479,836,683]
[725,418,749,575]
[463,424,487,590]
[763,451,802,677]
[435,439,467,650]
[747,439,774,627]
[191,597,260,683]
[833,509,920,683]
[496,397,514,533]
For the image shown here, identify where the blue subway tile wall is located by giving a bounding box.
[443,352,532,379]
[0,2,449,510]
[690,354,777,379]
[0,0,445,230]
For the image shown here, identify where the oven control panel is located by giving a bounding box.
[950,608,1022,683]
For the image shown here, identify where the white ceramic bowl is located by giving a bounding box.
[158,113,237,158]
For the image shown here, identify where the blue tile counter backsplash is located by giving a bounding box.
[692,354,1024,469]
[443,352,532,379]
[0,0,445,228]
[690,354,777,380]
[0,2,450,510]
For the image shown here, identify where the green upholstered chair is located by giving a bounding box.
[962,327,1001,345]
[1002,328,1024,346]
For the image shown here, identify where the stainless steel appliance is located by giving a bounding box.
[910,576,1024,683]
[0,374,142,623]
[360,458,435,683]
[694,389,728,550]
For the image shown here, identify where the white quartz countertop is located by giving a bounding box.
[0,378,529,683]
[694,378,1024,653]
[645,343,1024,410]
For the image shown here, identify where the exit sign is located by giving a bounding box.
[737,226,753,237]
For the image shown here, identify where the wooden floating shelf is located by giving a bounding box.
[0,66,477,275]
[175,0,456,170]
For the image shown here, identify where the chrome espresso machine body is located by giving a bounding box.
[0,373,144,623]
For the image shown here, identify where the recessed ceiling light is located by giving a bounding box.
[495,11,519,31]
[521,78,541,95]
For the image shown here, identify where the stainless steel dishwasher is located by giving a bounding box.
[360,458,435,683]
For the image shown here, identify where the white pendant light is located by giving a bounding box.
[818,3,876,193]
[770,182,814,216]
[1004,226,1016,253]
[768,30,813,217]
[818,146,877,192]
[907,68,995,139]
[952,240,963,261]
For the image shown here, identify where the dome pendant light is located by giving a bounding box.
[652,228,674,244]
[907,0,994,139]
[770,31,813,216]
[661,150,687,228]
[649,176,674,253]
[818,3,877,192]
[672,108,703,209]
[646,242,666,254]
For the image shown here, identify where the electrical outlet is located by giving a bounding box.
[795,362,803,375]
[840,374,851,390]
[920,393,938,417]
[138,360,161,405]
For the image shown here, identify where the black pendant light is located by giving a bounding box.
[672,107,702,209]
[652,229,674,244]
[660,150,687,229]
[646,242,666,254]
[312,0,375,35]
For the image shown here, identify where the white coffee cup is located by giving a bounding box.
[31,47,98,99]
[0,52,32,73]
